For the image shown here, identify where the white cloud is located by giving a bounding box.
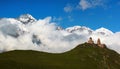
[68,15,74,22]
[0,16,120,54]
[77,0,105,10]
[64,4,73,13]
[77,0,91,10]
[53,16,62,22]
[0,17,86,53]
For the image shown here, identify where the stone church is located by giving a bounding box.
[87,37,106,48]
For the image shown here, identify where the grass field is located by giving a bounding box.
[0,43,120,69]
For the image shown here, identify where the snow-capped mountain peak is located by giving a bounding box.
[94,27,113,36]
[0,14,120,54]
[17,14,37,24]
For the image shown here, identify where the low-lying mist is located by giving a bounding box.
[0,16,120,54]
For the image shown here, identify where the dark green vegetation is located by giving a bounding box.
[0,43,120,69]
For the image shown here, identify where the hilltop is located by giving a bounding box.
[0,14,120,54]
[0,43,120,69]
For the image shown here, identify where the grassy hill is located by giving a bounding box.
[0,43,120,69]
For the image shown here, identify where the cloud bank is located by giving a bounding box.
[0,17,87,53]
[0,15,120,54]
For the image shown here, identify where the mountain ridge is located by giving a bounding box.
[0,14,120,54]
[0,14,114,37]
[0,43,120,69]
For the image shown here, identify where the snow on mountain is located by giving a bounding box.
[56,26,63,31]
[66,26,93,35]
[94,27,113,36]
[0,15,112,38]
[17,14,37,24]
[0,14,37,37]
[0,14,120,54]
[65,26,114,36]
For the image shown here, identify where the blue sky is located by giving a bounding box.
[0,0,120,32]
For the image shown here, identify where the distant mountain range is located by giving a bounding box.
[0,14,113,37]
[0,14,120,69]
[0,14,119,54]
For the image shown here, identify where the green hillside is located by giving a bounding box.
[0,43,120,69]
